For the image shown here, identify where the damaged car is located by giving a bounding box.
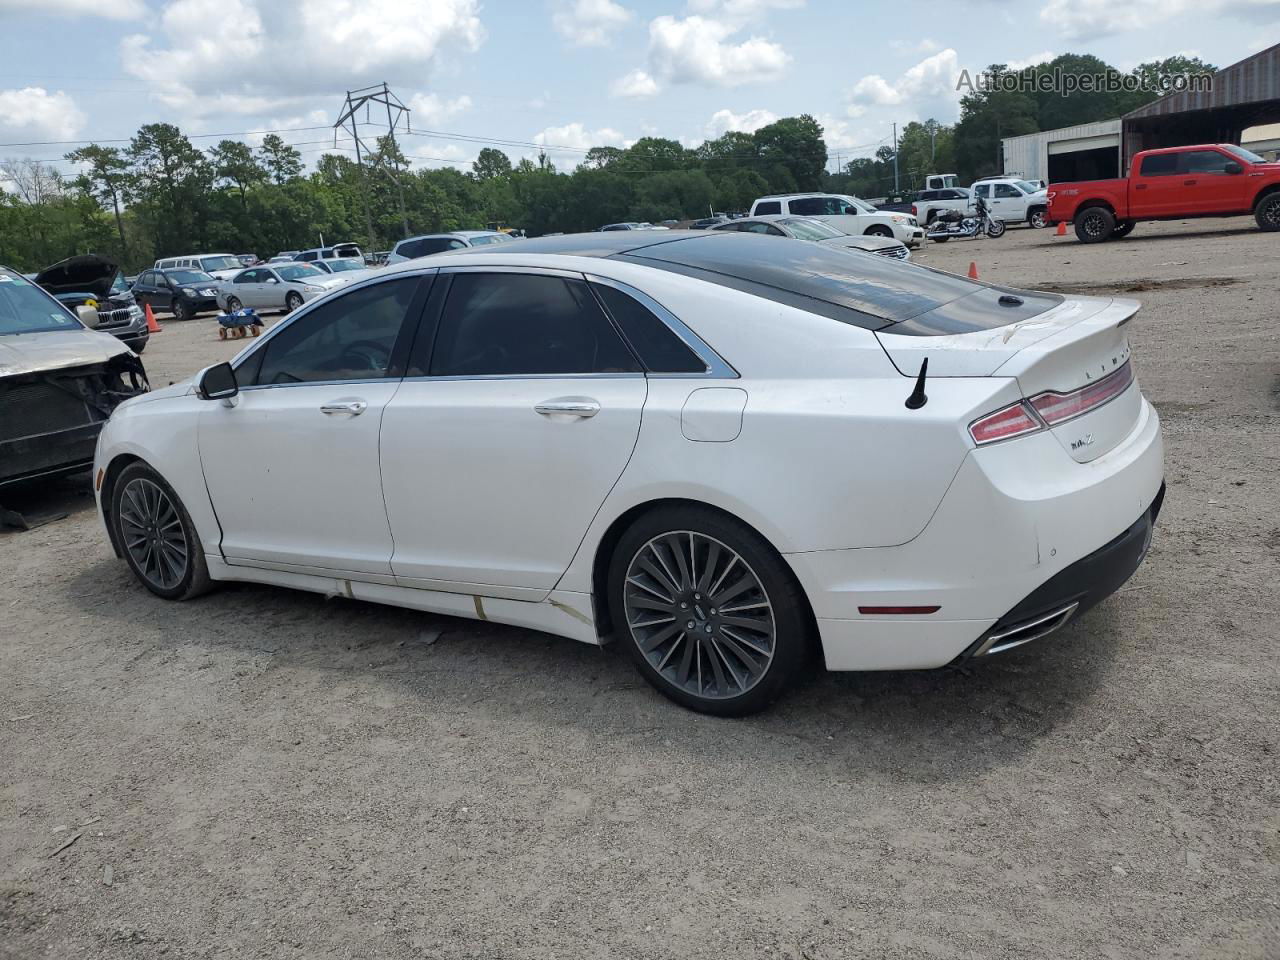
[34,254,149,353]
[1,265,148,523]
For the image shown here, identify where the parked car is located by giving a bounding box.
[0,265,148,508]
[154,253,244,281]
[269,252,300,264]
[690,217,729,230]
[1048,143,1280,242]
[912,187,972,226]
[712,215,911,260]
[749,194,924,246]
[217,262,346,314]
[308,258,374,280]
[294,242,363,263]
[384,231,515,265]
[921,173,960,191]
[94,230,1163,715]
[132,268,222,321]
[33,254,149,353]
[600,222,643,231]
[969,177,1050,228]
[237,253,259,267]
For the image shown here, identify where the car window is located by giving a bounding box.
[753,201,782,216]
[235,270,260,284]
[0,270,81,335]
[974,184,991,198]
[994,183,1021,198]
[591,282,707,374]
[1180,150,1233,174]
[1139,154,1178,177]
[250,277,419,385]
[276,264,324,282]
[467,235,504,245]
[168,270,214,284]
[400,237,466,258]
[711,222,742,231]
[429,273,639,377]
[297,251,316,262]
[787,197,823,216]
[781,218,843,240]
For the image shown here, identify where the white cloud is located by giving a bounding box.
[409,141,472,170]
[551,0,633,46]
[686,0,804,26]
[1037,0,1277,39]
[0,87,86,141]
[532,121,627,161]
[847,48,961,121]
[122,0,484,116]
[704,107,777,137]
[407,92,473,126]
[1006,50,1056,71]
[0,0,143,17]
[647,14,790,88]
[611,69,659,98]
[814,114,878,155]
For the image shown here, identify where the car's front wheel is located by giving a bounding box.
[286,292,304,312]
[111,462,212,601]
[607,505,811,716]
[864,225,894,239]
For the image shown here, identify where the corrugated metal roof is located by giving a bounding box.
[1124,43,1280,118]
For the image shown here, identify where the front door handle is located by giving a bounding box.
[320,399,368,417]
[534,397,600,419]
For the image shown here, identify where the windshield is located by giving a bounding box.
[276,264,324,282]
[323,258,364,271]
[1016,180,1043,194]
[110,272,129,295]
[781,218,844,240]
[167,270,214,284]
[1223,144,1266,164]
[843,196,877,214]
[0,271,82,335]
[199,256,241,272]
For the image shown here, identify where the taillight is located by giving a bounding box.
[1030,361,1133,425]
[969,401,1043,445]
[911,204,917,216]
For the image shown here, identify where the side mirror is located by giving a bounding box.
[266,277,279,284]
[197,362,239,401]
[1223,161,1243,175]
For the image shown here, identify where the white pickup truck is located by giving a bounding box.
[911,187,971,226]
[914,177,1051,231]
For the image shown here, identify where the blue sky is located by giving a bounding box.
[0,0,1277,179]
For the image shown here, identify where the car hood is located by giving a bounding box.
[34,254,120,300]
[0,328,133,377]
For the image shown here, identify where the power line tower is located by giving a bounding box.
[334,82,413,252]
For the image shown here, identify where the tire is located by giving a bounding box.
[1254,192,1280,232]
[1027,207,1048,229]
[286,291,304,312]
[931,236,949,243]
[225,295,242,313]
[1074,206,1115,243]
[171,298,191,322]
[865,225,894,239]
[1112,221,1135,239]
[607,505,812,716]
[986,219,1006,238]
[110,462,212,601]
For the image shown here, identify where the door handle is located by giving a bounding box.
[1135,183,1147,190]
[534,397,600,419]
[320,399,367,416]
[1183,179,1197,186]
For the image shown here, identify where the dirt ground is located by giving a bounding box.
[1,219,1277,960]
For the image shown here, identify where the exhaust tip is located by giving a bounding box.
[973,601,1080,657]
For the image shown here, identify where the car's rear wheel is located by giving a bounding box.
[111,462,211,601]
[225,295,242,312]
[1075,207,1114,243]
[1255,192,1280,232]
[607,506,811,716]
[286,291,303,312]
[864,225,894,239]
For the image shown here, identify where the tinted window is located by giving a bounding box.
[753,200,782,215]
[974,184,991,198]
[1139,153,1178,177]
[234,270,260,284]
[994,183,1021,198]
[400,237,465,258]
[251,277,418,385]
[1181,150,1232,174]
[918,190,938,201]
[297,251,317,261]
[591,283,707,374]
[429,273,638,377]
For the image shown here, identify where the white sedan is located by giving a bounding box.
[218,262,346,314]
[93,231,1164,715]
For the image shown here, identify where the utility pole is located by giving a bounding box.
[334,82,413,252]
[892,122,899,192]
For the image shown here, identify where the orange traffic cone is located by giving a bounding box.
[144,303,161,333]
[1055,220,1067,236]
[967,261,979,280]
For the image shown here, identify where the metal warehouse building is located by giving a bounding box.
[1003,43,1280,184]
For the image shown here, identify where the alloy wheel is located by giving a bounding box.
[1029,210,1047,228]
[623,531,776,700]
[118,477,189,591]
[1263,197,1280,227]
[1082,212,1106,239]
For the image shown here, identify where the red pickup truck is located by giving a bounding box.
[1047,143,1280,243]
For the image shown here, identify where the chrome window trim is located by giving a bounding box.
[229,266,439,379]
[585,273,738,379]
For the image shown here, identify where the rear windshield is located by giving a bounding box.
[616,232,1061,333]
[0,271,81,335]
[166,270,214,284]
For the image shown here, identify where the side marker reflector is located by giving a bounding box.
[858,605,941,615]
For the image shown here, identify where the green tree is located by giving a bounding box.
[753,115,827,191]
[473,147,513,179]
[126,123,213,254]
[65,144,131,260]
[258,133,303,184]
[209,139,266,209]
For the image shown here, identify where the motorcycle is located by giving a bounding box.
[926,196,1006,242]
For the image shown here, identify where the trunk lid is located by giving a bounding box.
[877,295,1141,463]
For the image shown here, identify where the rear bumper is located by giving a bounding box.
[790,396,1164,671]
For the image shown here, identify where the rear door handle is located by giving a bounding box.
[534,397,600,419]
[320,399,367,417]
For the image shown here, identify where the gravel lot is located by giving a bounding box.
[2,219,1277,959]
